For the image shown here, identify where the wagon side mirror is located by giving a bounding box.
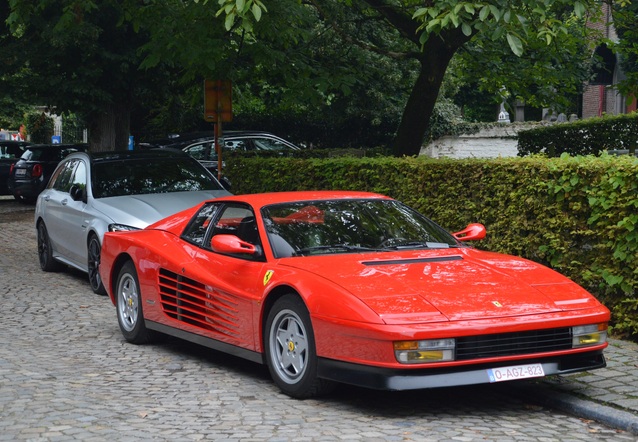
[69,184,86,203]
[452,223,486,241]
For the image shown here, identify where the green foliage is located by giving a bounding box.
[25,112,54,143]
[613,1,638,98]
[0,99,31,130]
[61,113,86,144]
[226,154,638,339]
[412,1,593,52]
[518,113,638,156]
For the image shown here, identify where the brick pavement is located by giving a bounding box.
[1,196,637,441]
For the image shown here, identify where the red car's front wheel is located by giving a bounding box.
[264,295,334,398]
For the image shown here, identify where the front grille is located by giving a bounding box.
[158,268,239,337]
[456,328,572,360]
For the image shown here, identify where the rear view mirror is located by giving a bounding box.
[211,234,257,255]
[69,184,86,203]
[452,223,486,241]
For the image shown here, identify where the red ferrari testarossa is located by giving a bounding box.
[100,191,610,398]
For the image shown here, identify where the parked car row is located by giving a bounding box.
[23,137,610,400]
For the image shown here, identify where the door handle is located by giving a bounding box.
[61,199,68,206]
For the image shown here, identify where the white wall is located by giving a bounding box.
[420,126,522,159]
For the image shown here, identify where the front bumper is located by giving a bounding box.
[317,350,606,391]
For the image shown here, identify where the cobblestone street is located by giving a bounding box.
[1,196,635,441]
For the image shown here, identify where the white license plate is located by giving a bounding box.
[487,363,545,383]
[15,169,26,177]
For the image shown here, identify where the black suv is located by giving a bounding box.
[8,143,87,203]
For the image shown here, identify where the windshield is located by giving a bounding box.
[262,199,460,257]
[91,157,223,198]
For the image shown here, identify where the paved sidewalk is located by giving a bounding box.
[2,195,637,439]
[523,338,638,436]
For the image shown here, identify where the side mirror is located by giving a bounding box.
[452,223,486,241]
[211,234,257,255]
[69,184,86,203]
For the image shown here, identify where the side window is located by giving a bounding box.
[50,160,77,192]
[224,139,248,151]
[211,204,263,261]
[186,141,218,162]
[70,161,87,192]
[253,138,286,151]
[182,203,221,246]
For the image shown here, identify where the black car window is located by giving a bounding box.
[184,142,215,161]
[0,144,25,158]
[182,203,221,246]
[51,160,78,192]
[224,139,248,151]
[20,146,85,162]
[253,137,289,151]
[91,156,223,198]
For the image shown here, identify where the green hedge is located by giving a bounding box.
[225,154,638,339]
[518,112,638,157]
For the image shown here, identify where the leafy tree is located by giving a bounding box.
[1,0,162,151]
[212,0,618,156]
[613,1,638,99]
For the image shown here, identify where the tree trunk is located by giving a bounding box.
[392,34,472,157]
[88,103,131,152]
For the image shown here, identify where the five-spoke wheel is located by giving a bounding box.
[265,295,333,398]
[116,261,154,344]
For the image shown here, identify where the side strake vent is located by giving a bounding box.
[158,268,239,337]
[362,256,463,266]
[456,328,573,360]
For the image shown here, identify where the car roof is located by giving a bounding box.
[66,149,192,163]
[26,143,87,150]
[203,190,391,208]
[0,140,31,146]
[141,131,293,148]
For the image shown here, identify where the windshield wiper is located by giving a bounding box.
[382,241,453,250]
[294,244,382,256]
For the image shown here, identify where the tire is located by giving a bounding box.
[264,294,334,398]
[87,235,106,295]
[37,222,63,272]
[116,260,154,344]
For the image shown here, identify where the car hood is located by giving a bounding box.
[279,248,600,324]
[92,190,230,229]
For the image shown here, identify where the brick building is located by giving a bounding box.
[582,3,637,118]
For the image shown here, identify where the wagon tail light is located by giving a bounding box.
[394,339,455,364]
[572,323,608,348]
[32,164,43,178]
[9,164,14,175]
